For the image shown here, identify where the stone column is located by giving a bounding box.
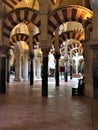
[0,13,4,46]
[7,52,10,83]
[34,48,42,79]
[54,53,60,86]
[90,44,98,98]
[0,56,6,93]
[54,28,60,86]
[69,60,73,79]
[69,50,73,79]
[75,53,79,74]
[0,46,9,93]
[35,56,41,79]
[29,52,34,85]
[23,53,28,81]
[29,30,34,85]
[64,41,68,82]
[14,54,22,81]
[83,17,93,97]
[64,58,68,82]
[42,49,49,97]
[39,0,49,97]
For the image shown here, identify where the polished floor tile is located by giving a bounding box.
[0,77,97,130]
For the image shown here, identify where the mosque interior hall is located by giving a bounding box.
[0,0,98,129]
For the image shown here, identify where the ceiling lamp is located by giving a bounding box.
[90,0,98,14]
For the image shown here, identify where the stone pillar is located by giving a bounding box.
[64,41,68,82]
[14,54,22,81]
[64,58,68,82]
[69,50,73,79]
[75,53,79,74]
[7,53,10,83]
[33,56,36,79]
[23,53,28,81]
[54,53,60,86]
[35,56,41,79]
[83,18,94,97]
[0,56,6,93]
[0,46,9,93]
[54,28,60,86]
[90,44,98,98]
[69,60,73,79]
[29,52,34,85]
[83,40,94,97]
[29,30,34,85]
[39,0,49,97]
[0,19,3,44]
[34,48,42,79]
[42,49,49,97]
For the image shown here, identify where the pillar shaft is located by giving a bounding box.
[14,54,21,81]
[0,56,6,93]
[64,59,68,82]
[54,53,60,86]
[29,52,34,85]
[54,28,60,86]
[42,50,48,97]
[7,54,10,83]
[40,0,49,97]
[0,18,3,45]
[22,54,28,80]
[0,46,9,93]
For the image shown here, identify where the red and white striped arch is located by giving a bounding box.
[70,48,82,56]
[60,41,83,57]
[32,31,83,56]
[3,0,22,11]
[59,30,84,45]
[52,30,84,46]
[48,5,93,36]
[3,7,40,47]
[10,33,29,49]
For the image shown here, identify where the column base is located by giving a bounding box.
[84,83,94,98]
[14,78,23,81]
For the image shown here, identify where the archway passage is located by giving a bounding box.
[32,30,83,56]
[48,5,93,36]
[3,7,40,42]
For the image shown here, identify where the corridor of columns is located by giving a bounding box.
[0,0,95,98]
[0,0,98,129]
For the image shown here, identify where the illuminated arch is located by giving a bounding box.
[3,7,40,47]
[48,5,93,36]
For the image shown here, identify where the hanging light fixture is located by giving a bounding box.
[90,0,98,14]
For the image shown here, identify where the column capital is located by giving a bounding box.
[0,45,10,55]
[42,48,49,57]
[29,52,34,60]
[54,52,60,59]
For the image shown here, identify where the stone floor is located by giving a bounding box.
[0,77,98,130]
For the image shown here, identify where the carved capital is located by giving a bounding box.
[42,48,49,57]
[54,52,60,60]
[29,52,34,60]
[0,46,10,56]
